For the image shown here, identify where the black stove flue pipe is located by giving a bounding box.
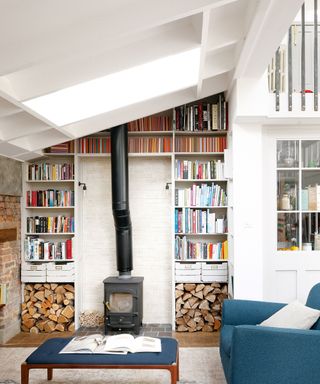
[110,124,132,277]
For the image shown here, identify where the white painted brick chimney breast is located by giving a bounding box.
[80,157,172,324]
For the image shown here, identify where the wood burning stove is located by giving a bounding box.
[103,276,143,334]
[103,124,143,334]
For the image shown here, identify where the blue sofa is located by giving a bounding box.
[220,283,320,384]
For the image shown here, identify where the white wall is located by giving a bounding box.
[233,123,264,300]
[78,156,172,324]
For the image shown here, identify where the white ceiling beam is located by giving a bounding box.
[0,0,237,77]
[0,112,51,141]
[233,0,305,80]
[0,142,27,158]
[206,0,246,52]
[6,18,199,101]
[9,129,73,152]
[197,10,211,97]
[0,96,21,118]
[0,88,76,139]
[204,47,236,79]
[13,151,44,162]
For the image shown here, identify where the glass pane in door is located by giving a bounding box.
[302,212,320,250]
[277,170,299,211]
[277,212,299,250]
[301,140,320,168]
[277,140,299,168]
[301,170,320,211]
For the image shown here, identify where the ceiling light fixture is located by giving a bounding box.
[23,47,201,127]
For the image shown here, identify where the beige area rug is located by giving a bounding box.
[0,347,226,384]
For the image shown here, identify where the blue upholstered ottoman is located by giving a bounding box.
[21,337,179,384]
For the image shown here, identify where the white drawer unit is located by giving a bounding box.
[201,262,228,282]
[21,262,75,282]
[175,262,201,282]
[46,262,75,282]
[21,263,46,282]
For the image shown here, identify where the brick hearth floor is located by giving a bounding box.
[2,324,219,348]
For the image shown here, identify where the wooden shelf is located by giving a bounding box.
[78,152,173,157]
[25,206,75,209]
[24,259,74,262]
[26,233,75,236]
[175,179,227,182]
[175,233,228,236]
[174,131,227,136]
[174,152,224,156]
[26,180,74,183]
[175,259,228,262]
[175,206,228,209]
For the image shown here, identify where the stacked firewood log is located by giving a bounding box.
[21,283,75,333]
[175,282,228,332]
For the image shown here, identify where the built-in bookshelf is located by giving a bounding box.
[20,92,231,332]
[172,94,230,332]
[22,150,76,284]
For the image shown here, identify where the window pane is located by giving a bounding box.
[302,213,320,250]
[301,170,320,211]
[277,140,299,168]
[277,170,299,210]
[277,212,299,250]
[301,140,320,168]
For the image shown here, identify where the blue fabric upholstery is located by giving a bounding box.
[220,284,320,384]
[27,337,177,366]
[306,283,320,330]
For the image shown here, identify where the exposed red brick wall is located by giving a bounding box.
[0,195,21,342]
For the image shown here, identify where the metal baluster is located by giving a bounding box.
[275,48,280,111]
[288,26,293,111]
[315,0,318,111]
[301,3,306,111]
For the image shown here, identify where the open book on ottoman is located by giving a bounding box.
[60,333,162,354]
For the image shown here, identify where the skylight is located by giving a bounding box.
[23,48,201,127]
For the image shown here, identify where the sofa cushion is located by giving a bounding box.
[260,301,320,330]
[220,324,234,357]
[306,283,320,330]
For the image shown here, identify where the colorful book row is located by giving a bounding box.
[128,116,172,132]
[78,137,173,153]
[173,95,227,131]
[28,163,74,181]
[26,190,74,207]
[175,208,227,234]
[175,159,224,180]
[24,236,73,261]
[175,183,227,207]
[175,236,228,260]
[44,141,75,154]
[26,216,74,234]
[78,137,111,154]
[175,136,227,153]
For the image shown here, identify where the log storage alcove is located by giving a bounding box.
[175,282,228,332]
[21,283,75,333]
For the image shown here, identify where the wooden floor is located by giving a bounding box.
[2,330,220,348]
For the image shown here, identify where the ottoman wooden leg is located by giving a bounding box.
[177,349,180,380]
[21,362,29,384]
[47,367,53,380]
[169,365,178,384]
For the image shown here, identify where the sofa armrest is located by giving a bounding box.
[222,299,285,326]
[229,325,320,384]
